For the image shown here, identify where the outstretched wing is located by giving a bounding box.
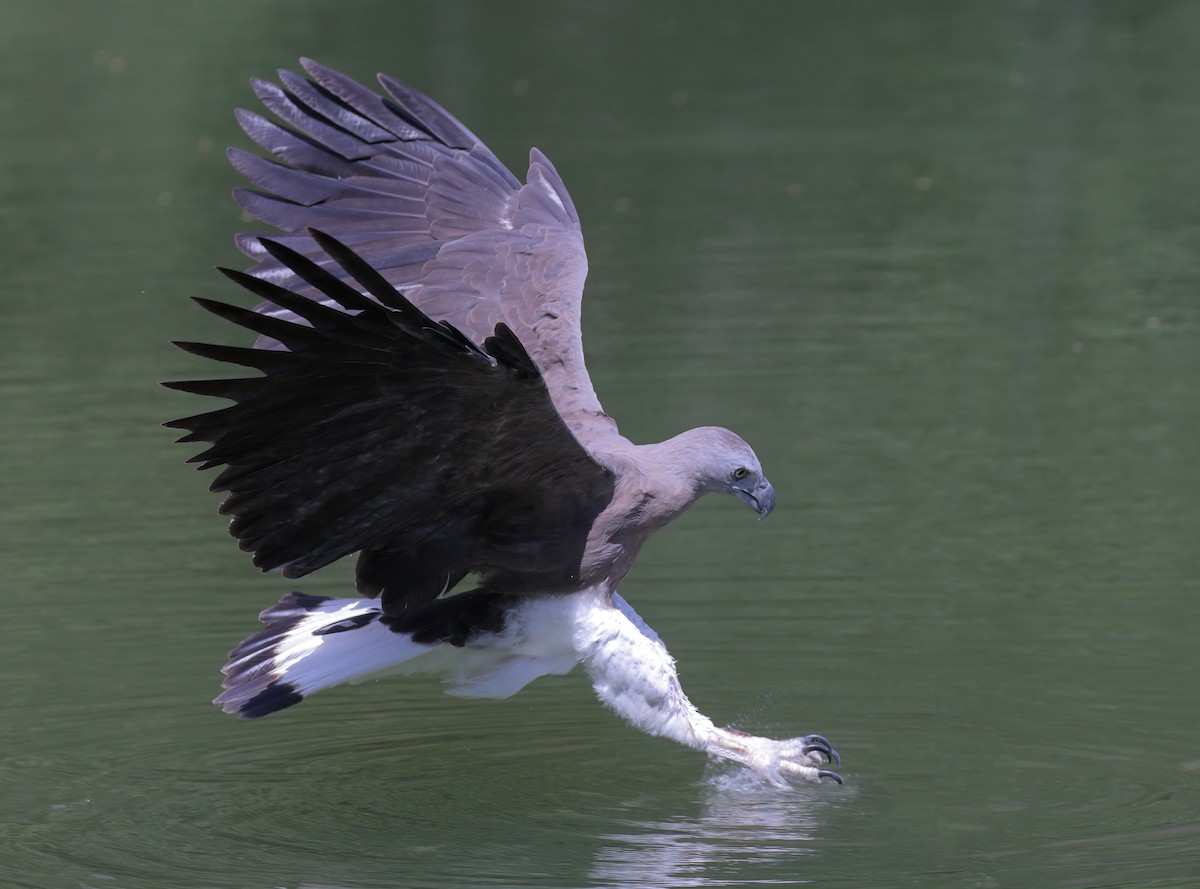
[232,58,617,444]
[166,231,615,616]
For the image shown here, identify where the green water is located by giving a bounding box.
[3,2,1199,887]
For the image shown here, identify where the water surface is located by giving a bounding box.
[3,2,1199,887]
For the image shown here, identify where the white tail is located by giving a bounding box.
[215,593,440,718]
[215,592,588,719]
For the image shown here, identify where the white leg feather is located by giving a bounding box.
[575,590,842,786]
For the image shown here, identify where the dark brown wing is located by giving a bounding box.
[166,231,615,616]
[232,58,618,445]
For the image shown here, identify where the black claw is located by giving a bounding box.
[801,734,841,768]
[817,769,843,784]
[803,743,842,768]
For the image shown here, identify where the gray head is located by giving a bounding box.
[661,426,776,519]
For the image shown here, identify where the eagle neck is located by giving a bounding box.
[635,433,715,517]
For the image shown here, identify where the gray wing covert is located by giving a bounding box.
[232,59,617,443]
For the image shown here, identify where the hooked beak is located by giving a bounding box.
[735,477,776,520]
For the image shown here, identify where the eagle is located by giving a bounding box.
[167,59,841,787]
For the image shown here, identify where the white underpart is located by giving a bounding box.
[251,591,832,784]
[442,597,580,697]
[244,594,582,702]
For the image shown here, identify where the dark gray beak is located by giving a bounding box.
[735,477,776,520]
[753,478,776,519]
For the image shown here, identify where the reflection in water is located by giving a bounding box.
[591,768,840,888]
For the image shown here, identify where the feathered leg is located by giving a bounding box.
[575,591,842,786]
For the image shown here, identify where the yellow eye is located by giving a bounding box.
[732,467,748,481]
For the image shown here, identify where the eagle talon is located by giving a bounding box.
[774,751,845,786]
[800,734,840,767]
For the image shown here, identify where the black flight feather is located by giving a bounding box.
[166,231,615,617]
[255,237,380,314]
[307,227,416,314]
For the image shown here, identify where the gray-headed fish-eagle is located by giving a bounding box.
[166,59,842,787]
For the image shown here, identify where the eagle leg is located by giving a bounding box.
[576,590,843,787]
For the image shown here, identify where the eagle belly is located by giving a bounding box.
[214,587,678,717]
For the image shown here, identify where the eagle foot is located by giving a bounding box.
[713,727,843,787]
[772,733,842,786]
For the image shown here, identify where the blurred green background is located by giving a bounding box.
[2,2,1198,887]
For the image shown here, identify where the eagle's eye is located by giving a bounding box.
[732,466,749,481]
